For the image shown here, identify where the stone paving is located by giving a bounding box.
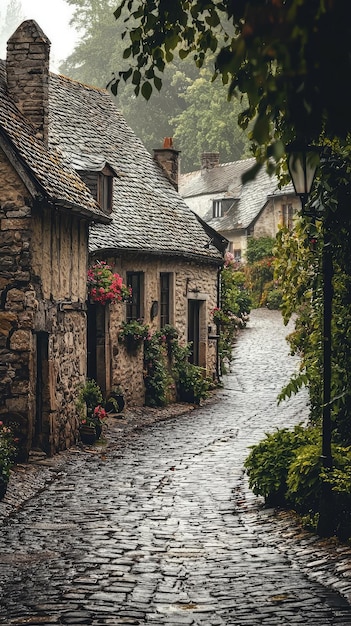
[1,309,351,625]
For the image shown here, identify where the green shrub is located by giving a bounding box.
[286,443,322,512]
[119,319,149,353]
[266,287,283,310]
[76,379,103,423]
[144,332,172,407]
[170,341,211,404]
[244,425,320,506]
[246,237,276,264]
[287,443,351,539]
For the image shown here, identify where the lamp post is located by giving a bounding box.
[286,143,319,211]
[287,144,334,537]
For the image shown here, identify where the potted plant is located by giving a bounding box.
[76,379,107,444]
[0,421,17,500]
[87,260,131,305]
[118,319,149,354]
[105,385,125,414]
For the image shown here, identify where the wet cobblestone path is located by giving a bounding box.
[1,309,351,625]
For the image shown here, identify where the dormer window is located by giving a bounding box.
[75,158,116,215]
[212,197,235,218]
[98,168,114,214]
[213,199,222,218]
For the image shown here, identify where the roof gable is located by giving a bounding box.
[180,156,295,230]
[0,59,109,223]
[179,158,257,199]
[48,74,222,263]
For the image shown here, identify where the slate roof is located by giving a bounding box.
[180,158,257,199]
[48,74,223,263]
[180,158,295,232]
[0,60,108,223]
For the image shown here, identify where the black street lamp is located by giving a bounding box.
[287,144,334,537]
[287,143,319,210]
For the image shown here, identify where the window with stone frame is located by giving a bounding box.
[282,203,294,229]
[160,272,172,327]
[126,272,144,321]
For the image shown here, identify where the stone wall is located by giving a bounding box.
[100,253,219,406]
[0,148,89,457]
[253,196,301,239]
[0,148,34,458]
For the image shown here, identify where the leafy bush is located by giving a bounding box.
[244,425,320,506]
[323,451,351,540]
[286,443,323,512]
[144,332,172,407]
[246,237,276,264]
[287,443,351,525]
[266,286,283,310]
[142,326,211,407]
[216,265,251,373]
[119,319,149,352]
[76,379,106,427]
[170,341,211,405]
[245,256,275,308]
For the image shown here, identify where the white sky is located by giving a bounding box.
[1,0,78,71]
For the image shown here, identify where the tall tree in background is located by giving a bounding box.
[0,0,23,57]
[60,0,250,171]
[171,65,250,172]
[110,0,351,169]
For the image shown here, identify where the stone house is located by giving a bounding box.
[0,20,225,458]
[179,153,300,261]
[0,21,109,458]
[48,77,226,407]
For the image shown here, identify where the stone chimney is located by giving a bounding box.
[6,20,51,146]
[153,137,180,190]
[201,152,220,170]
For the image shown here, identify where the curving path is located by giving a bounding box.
[0,309,350,625]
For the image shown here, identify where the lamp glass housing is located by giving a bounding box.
[287,148,319,200]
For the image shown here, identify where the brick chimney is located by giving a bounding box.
[201,152,220,170]
[153,137,180,190]
[6,20,51,146]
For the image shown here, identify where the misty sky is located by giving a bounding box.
[1,0,78,71]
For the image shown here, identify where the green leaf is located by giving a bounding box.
[252,114,270,145]
[154,76,162,91]
[132,70,141,85]
[179,48,190,59]
[141,81,152,100]
[242,162,262,185]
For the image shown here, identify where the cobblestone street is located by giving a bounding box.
[1,309,351,625]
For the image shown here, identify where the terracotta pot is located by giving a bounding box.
[79,425,97,445]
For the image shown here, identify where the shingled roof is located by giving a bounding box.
[48,74,224,264]
[0,60,108,223]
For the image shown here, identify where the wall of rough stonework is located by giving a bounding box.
[253,196,301,239]
[48,310,87,452]
[0,149,89,457]
[99,253,219,407]
[0,148,34,458]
